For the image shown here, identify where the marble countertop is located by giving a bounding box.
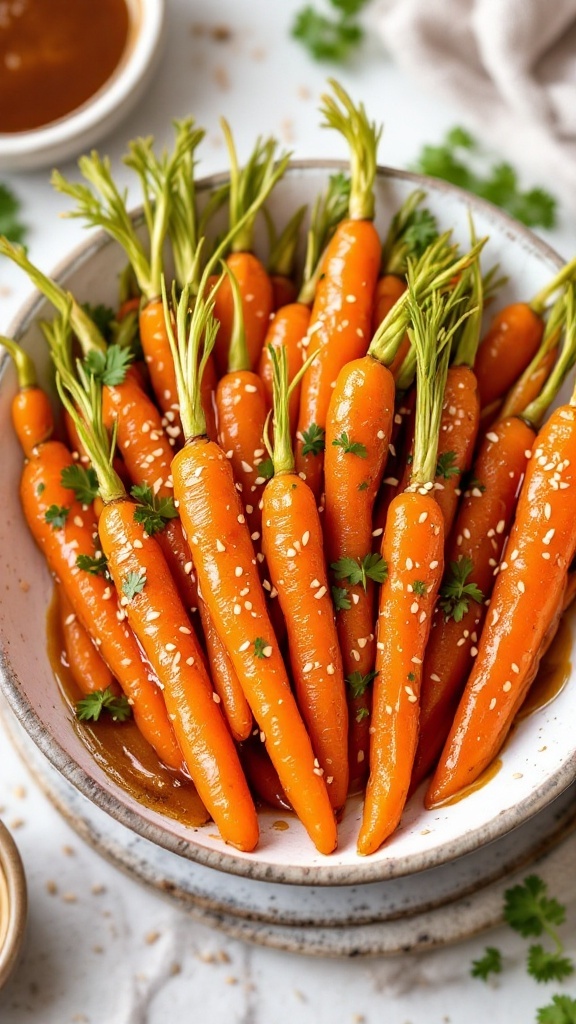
[1,1,576,1021]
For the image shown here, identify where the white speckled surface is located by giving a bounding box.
[1,1,576,1020]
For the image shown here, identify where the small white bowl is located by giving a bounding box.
[0,0,166,172]
[0,820,27,990]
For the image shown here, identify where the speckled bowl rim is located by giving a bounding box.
[0,819,27,989]
[0,160,572,888]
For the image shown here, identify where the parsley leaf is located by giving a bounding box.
[301,423,326,456]
[331,553,388,590]
[291,4,365,62]
[122,571,146,600]
[0,182,27,244]
[436,451,460,480]
[81,302,116,342]
[528,945,574,984]
[76,552,108,577]
[412,580,427,596]
[346,669,378,699]
[358,481,368,491]
[131,483,178,536]
[83,344,133,387]
[504,876,566,939]
[471,946,503,981]
[356,706,370,723]
[332,431,367,458]
[439,556,484,623]
[44,504,70,530]
[258,457,275,480]
[36,482,45,496]
[60,464,99,505]
[412,128,557,230]
[253,637,270,659]
[76,686,132,723]
[537,995,576,1024]
[403,209,439,260]
[331,586,351,611]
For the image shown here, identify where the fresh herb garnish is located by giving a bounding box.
[332,431,367,458]
[412,580,427,596]
[81,302,116,342]
[470,946,503,981]
[131,483,178,536]
[258,457,275,480]
[44,504,70,530]
[36,482,45,496]
[413,127,557,229]
[76,552,108,577]
[83,343,133,387]
[355,706,370,723]
[436,451,460,480]
[358,481,368,491]
[60,464,99,505]
[331,585,351,611]
[346,669,378,699]
[331,553,388,590]
[537,995,576,1023]
[439,556,484,623]
[122,571,146,600]
[76,686,132,723]
[402,208,439,259]
[291,0,368,63]
[253,637,269,659]
[301,423,326,456]
[0,182,27,245]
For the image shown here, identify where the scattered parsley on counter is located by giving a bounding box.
[0,182,27,245]
[470,946,503,981]
[291,0,369,62]
[412,127,557,230]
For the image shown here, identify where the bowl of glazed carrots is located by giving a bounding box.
[1,81,576,886]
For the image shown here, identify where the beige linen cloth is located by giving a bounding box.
[375,0,576,209]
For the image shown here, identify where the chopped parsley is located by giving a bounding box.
[60,464,99,505]
[301,423,326,457]
[44,504,70,530]
[439,556,484,623]
[76,686,132,723]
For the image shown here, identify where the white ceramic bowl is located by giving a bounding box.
[0,820,27,990]
[1,163,575,886]
[0,0,166,171]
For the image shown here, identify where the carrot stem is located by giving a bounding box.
[265,204,307,279]
[320,80,381,222]
[524,287,576,425]
[0,334,37,389]
[225,265,251,374]
[298,172,351,306]
[530,254,576,316]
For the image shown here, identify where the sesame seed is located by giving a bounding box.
[303,662,313,673]
[410,601,419,614]
[489,697,497,710]
[418,511,428,524]
[241,461,253,474]
[486,432,499,444]
[372,527,383,537]
[251,531,260,541]
[262,645,273,658]
[406,558,413,570]
[345,294,357,303]
[173,651,181,666]
[430,560,439,570]
[496,520,505,534]
[511,663,519,673]
[503,681,512,692]
[287,547,297,558]
[239,640,250,652]
[517,581,526,593]
[471,646,478,656]
[430,673,441,682]
[456,638,466,647]
[407,694,418,703]
[419,611,427,623]
[351,650,361,662]
[235,567,243,577]
[184,561,193,575]
[238,514,246,524]
[542,552,551,560]
[244,601,253,610]
[245,384,257,393]
[352,593,360,604]
[327,664,335,675]
[234,604,241,615]
[179,626,191,634]
[543,528,555,545]
[302,531,310,546]
[64,613,76,626]
[146,610,160,621]
[411,656,422,665]
[165,643,176,652]
[216,539,226,552]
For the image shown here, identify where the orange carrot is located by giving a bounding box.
[164,276,338,854]
[211,129,289,375]
[58,585,116,696]
[474,257,576,408]
[357,281,461,855]
[261,346,349,810]
[54,333,259,852]
[428,290,576,806]
[295,83,382,499]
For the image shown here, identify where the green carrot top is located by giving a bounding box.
[406,268,477,490]
[319,79,381,222]
[0,334,38,390]
[265,204,307,281]
[524,286,576,426]
[380,190,439,277]
[221,122,289,255]
[266,345,314,477]
[298,171,351,306]
[51,120,200,301]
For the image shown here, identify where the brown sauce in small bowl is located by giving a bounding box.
[0,0,131,133]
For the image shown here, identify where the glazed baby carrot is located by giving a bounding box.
[216,268,270,541]
[295,81,382,499]
[427,292,576,806]
[357,279,473,856]
[474,255,576,409]
[261,346,349,811]
[57,585,116,696]
[164,277,338,855]
[499,289,565,420]
[211,128,288,375]
[53,339,259,852]
[258,173,351,439]
[0,335,54,457]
